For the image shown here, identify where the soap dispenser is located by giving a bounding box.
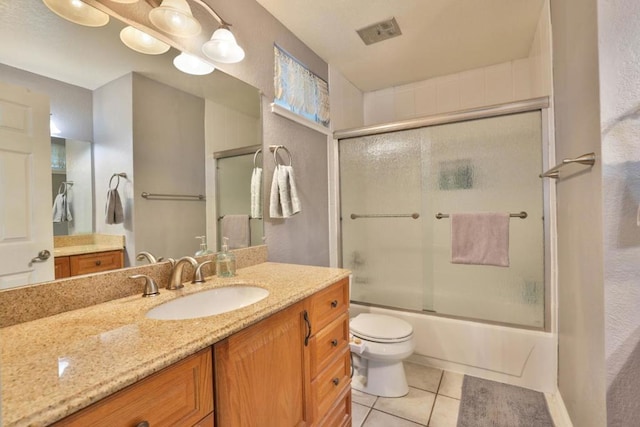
[216,237,236,277]
[195,235,214,257]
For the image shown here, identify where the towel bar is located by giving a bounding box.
[539,152,596,179]
[141,192,205,201]
[350,213,420,219]
[436,212,528,219]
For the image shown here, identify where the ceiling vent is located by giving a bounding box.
[357,17,402,46]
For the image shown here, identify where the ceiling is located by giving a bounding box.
[256,0,546,92]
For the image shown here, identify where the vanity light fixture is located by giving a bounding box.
[120,26,170,54]
[173,52,215,75]
[202,25,245,64]
[109,0,138,3]
[148,0,201,37]
[42,0,110,27]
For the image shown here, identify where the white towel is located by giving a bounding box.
[52,193,72,222]
[450,212,510,267]
[221,214,250,249]
[250,167,263,219]
[105,188,124,224]
[269,165,301,218]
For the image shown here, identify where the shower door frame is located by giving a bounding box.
[330,96,556,332]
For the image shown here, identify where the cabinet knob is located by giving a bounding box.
[330,300,338,308]
[95,260,102,266]
[332,377,340,386]
[331,339,338,347]
[136,422,150,427]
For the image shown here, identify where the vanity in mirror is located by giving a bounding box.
[0,0,263,289]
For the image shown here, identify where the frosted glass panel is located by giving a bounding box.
[340,111,545,327]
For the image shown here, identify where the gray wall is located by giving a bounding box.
[205,0,331,267]
[551,0,607,425]
[132,74,206,260]
[598,0,640,425]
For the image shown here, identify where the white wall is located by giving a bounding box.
[65,139,94,235]
[329,66,364,131]
[597,0,640,425]
[93,74,135,265]
[550,0,607,425]
[362,1,552,126]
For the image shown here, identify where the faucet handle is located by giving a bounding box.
[130,274,160,297]
[158,257,176,267]
[193,260,214,283]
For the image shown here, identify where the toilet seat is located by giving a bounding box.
[350,313,413,343]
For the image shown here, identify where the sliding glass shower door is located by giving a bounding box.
[340,111,545,327]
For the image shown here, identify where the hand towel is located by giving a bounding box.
[250,167,263,219]
[105,188,124,225]
[221,214,250,249]
[451,212,510,267]
[270,165,301,218]
[52,193,72,222]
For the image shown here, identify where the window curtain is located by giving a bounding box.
[274,45,330,127]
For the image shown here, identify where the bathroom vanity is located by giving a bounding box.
[0,262,350,427]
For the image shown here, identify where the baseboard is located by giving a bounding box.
[544,389,573,427]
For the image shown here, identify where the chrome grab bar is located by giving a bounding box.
[540,152,596,179]
[435,211,528,219]
[350,213,420,220]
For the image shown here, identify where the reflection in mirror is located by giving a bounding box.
[51,137,94,237]
[0,0,262,289]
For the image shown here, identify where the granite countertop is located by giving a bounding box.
[0,262,350,427]
[53,243,125,257]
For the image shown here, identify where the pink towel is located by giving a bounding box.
[451,212,510,267]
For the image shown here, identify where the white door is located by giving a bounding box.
[0,81,54,288]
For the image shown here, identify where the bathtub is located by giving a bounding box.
[350,302,557,393]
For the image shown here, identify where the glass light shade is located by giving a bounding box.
[120,26,170,55]
[202,27,245,63]
[110,0,138,3]
[42,0,109,27]
[148,0,201,37]
[173,52,215,75]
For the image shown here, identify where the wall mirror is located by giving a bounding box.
[0,0,263,289]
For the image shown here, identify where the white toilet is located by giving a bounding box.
[349,313,415,397]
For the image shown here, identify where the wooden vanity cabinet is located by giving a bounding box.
[52,348,213,427]
[54,250,124,279]
[214,277,351,427]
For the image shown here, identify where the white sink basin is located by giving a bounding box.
[146,286,269,320]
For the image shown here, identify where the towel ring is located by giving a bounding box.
[253,148,262,168]
[273,145,292,167]
[109,173,127,190]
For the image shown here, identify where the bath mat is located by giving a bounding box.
[457,376,555,427]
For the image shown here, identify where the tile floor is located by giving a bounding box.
[352,361,464,427]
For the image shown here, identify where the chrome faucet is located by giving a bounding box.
[167,256,198,290]
[136,251,158,264]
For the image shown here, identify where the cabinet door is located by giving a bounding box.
[54,256,71,279]
[215,301,309,427]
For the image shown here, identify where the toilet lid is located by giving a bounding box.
[350,314,413,343]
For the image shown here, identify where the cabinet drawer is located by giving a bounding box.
[53,348,213,427]
[69,250,123,276]
[316,386,352,427]
[311,347,351,422]
[309,278,349,331]
[310,312,349,377]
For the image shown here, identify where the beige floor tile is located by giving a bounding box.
[352,388,378,407]
[438,371,464,399]
[428,395,460,427]
[373,387,435,425]
[404,362,443,393]
[363,409,425,427]
[352,402,372,427]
